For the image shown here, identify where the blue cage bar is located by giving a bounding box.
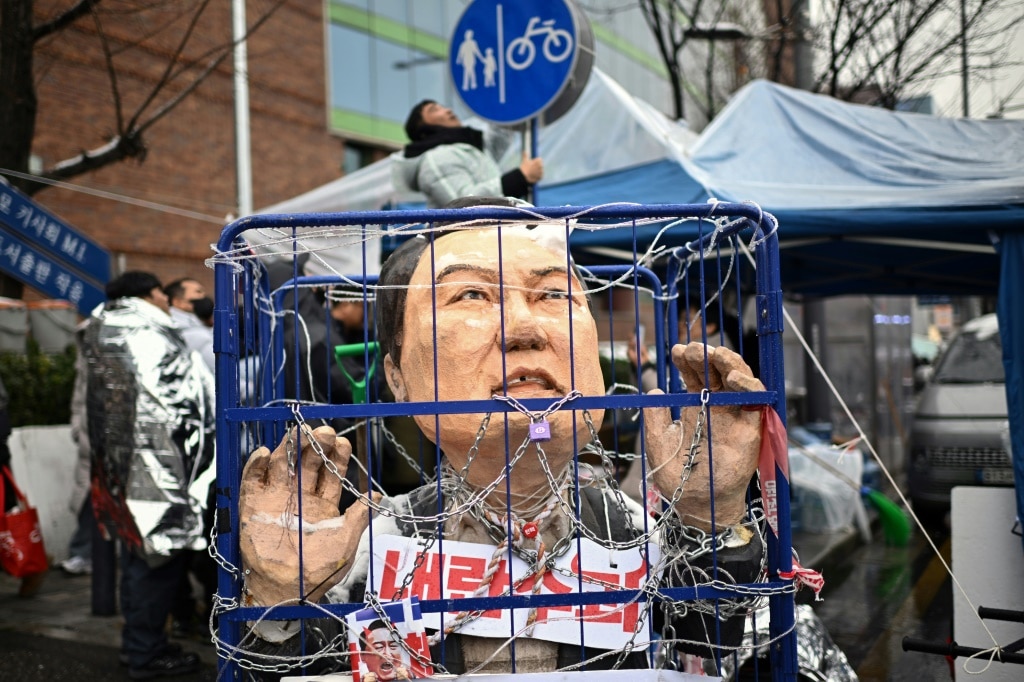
[210,202,796,680]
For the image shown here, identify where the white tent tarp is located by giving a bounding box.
[692,80,1024,209]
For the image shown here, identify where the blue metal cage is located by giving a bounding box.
[210,202,797,680]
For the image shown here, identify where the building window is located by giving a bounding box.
[342,142,377,175]
[325,0,672,145]
[327,1,454,146]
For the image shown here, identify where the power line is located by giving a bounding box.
[0,168,226,225]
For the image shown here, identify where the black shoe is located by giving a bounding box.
[128,650,199,679]
[120,643,184,666]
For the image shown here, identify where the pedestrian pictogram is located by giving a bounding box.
[455,30,485,91]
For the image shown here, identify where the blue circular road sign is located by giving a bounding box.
[450,0,589,125]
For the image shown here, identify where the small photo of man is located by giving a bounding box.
[360,620,411,682]
[346,597,432,682]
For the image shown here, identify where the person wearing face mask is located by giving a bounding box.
[391,100,544,208]
[236,199,768,679]
[179,294,215,373]
[163,277,207,330]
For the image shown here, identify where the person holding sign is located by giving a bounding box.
[238,199,767,677]
[392,100,544,208]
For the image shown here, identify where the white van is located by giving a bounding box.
[907,314,1013,509]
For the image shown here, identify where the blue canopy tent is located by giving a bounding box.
[545,81,1023,295]
[998,234,1024,553]
[549,175,1008,294]
[545,80,1024,550]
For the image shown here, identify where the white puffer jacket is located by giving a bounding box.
[391,127,515,208]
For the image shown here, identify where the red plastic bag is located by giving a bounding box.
[0,466,49,578]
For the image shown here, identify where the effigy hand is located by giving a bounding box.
[239,425,374,606]
[643,342,763,531]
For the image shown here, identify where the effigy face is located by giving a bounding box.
[385,228,606,489]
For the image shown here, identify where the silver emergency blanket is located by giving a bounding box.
[718,604,858,681]
[83,297,215,566]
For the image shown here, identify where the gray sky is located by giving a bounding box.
[929,10,1024,119]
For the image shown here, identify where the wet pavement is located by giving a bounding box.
[0,518,953,681]
[0,568,219,680]
[810,519,954,681]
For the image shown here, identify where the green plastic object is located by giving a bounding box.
[861,487,913,547]
[333,341,379,404]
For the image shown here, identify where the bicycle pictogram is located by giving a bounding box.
[506,16,573,71]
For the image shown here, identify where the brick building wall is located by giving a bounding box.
[27,0,353,292]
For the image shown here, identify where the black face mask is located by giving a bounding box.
[189,296,214,319]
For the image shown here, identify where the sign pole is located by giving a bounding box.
[232,0,253,217]
[450,0,593,208]
[524,118,538,204]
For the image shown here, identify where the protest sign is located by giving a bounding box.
[346,597,433,682]
[369,534,661,650]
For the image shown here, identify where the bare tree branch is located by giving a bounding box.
[37,0,288,183]
[132,46,231,137]
[136,0,287,136]
[90,4,125,135]
[768,0,790,82]
[33,0,100,42]
[44,134,147,181]
[640,0,687,119]
[818,0,903,96]
[124,0,214,134]
[639,0,761,123]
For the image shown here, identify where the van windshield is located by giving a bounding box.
[933,331,1004,384]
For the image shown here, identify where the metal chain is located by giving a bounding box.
[680,388,710,484]
[207,513,239,577]
[376,417,436,483]
[287,404,507,526]
[581,408,645,539]
[390,410,497,602]
[490,389,583,423]
[287,404,300,478]
[388,505,445,602]
[229,391,775,674]
[216,601,351,674]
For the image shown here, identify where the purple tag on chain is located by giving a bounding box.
[529,420,551,442]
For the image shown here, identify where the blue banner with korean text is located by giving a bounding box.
[0,229,105,314]
[0,181,109,314]
[0,182,110,286]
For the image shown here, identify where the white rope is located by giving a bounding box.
[736,238,1004,658]
[214,207,784,675]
